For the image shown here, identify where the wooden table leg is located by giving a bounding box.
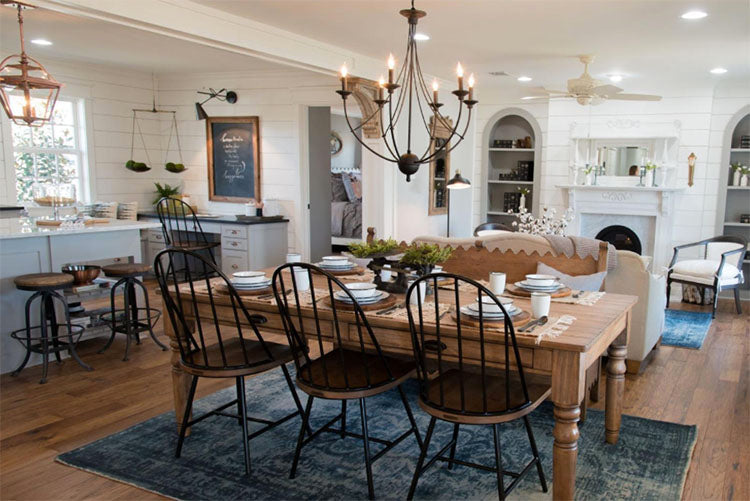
[162,307,193,435]
[552,350,585,501]
[605,310,630,444]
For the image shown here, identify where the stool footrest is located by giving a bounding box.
[10,324,85,352]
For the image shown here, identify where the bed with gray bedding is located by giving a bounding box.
[331,172,362,238]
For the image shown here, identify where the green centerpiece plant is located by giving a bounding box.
[399,243,453,276]
[347,238,400,258]
[152,182,181,207]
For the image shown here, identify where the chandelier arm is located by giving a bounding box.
[386,92,402,159]
[344,105,383,134]
[378,107,401,160]
[413,50,456,133]
[420,107,473,163]
[343,99,397,162]
[418,98,464,160]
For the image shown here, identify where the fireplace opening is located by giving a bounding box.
[596,225,642,254]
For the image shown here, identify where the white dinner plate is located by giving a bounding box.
[459,305,515,319]
[515,281,562,291]
[334,290,389,304]
[467,303,519,316]
[316,262,356,270]
[232,280,271,290]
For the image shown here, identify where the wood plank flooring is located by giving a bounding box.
[0,288,747,500]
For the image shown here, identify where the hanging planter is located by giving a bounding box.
[163,111,186,173]
[125,160,150,172]
[126,108,154,172]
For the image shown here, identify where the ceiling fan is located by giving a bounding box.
[523,55,662,105]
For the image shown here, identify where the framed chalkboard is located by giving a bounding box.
[206,116,261,203]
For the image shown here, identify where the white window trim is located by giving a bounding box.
[2,94,95,204]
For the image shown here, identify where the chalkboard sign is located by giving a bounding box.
[206,117,261,202]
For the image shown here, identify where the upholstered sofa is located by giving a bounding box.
[413,233,665,374]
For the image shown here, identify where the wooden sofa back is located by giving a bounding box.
[439,240,609,284]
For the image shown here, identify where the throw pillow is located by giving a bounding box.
[331,174,348,202]
[536,262,607,292]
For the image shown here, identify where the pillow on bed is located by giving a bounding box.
[331,174,349,202]
[536,262,606,292]
[341,174,358,202]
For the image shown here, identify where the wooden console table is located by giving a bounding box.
[162,271,636,500]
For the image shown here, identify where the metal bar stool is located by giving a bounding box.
[10,273,93,384]
[98,263,166,361]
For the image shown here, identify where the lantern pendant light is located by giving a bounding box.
[0,1,62,127]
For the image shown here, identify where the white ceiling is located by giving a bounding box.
[0,6,287,74]
[193,0,750,91]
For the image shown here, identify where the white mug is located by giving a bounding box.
[286,253,302,263]
[285,254,309,291]
[408,280,427,305]
[380,264,392,282]
[530,292,551,319]
[489,271,506,295]
[245,202,255,216]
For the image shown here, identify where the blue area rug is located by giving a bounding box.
[58,367,696,500]
[661,309,713,349]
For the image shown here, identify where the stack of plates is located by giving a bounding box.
[460,300,521,320]
[316,255,356,271]
[117,201,138,221]
[514,280,563,293]
[231,271,271,291]
[333,290,389,305]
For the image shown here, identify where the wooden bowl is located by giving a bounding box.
[62,265,101,285]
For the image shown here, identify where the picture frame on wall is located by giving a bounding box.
[206,116,261,203]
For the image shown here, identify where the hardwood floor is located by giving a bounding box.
[0,289,747,500]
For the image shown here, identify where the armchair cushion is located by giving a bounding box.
[536,262,607,292]
[671,259,742,286]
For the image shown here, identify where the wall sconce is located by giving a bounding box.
[195,88,238,120]
[687,152,696,187]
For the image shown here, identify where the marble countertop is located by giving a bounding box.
[556,184,685,192]
[0,218,161,240]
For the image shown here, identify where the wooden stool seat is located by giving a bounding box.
[296,349,416,398]
[14,273,74,291]
[102,263,151,277]
[180,338,295,378]
[419,369,551,425]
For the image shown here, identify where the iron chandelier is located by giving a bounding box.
[336,0,477,182]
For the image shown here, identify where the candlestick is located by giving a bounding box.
[388,54,395,84]
[378,76,385,101]
[468,73,475,101]
[456,63,464,92]
[432,79,439,105]
[340,64,348,92]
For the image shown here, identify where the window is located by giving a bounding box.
[10,97,88,204]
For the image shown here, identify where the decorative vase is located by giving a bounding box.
[732,170,741,186]
[743,174,750,187]
[650,169,658,187]
[584,173,593,186]
[519,194,526,211]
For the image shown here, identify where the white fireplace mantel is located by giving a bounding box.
[558,184,685,270]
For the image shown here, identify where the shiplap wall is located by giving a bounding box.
[156,69,339,253]
[0,60,166,209]
[473,87,750,263]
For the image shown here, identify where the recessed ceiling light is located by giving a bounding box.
[609,74,623,83]
[413,33,430,41]
[517,76,532,82]
[710,67,728,74]
[521,96,537,100]
[681,10,707,19]
[30,39,53,46]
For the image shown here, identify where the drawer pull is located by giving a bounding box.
[231,264,239,270]
[423,340,447,352]
[231,230,238,235]
[231,241,238,247]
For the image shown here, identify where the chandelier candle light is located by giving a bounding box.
[336,0,477,181]
[0,1,62,126]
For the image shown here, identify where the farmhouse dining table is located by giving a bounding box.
[161,268,637,500]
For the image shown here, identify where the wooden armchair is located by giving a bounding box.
[667,235,746,317]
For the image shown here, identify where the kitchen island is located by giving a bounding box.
[0,218,161,374]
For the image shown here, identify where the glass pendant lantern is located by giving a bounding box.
[0,1,62,127]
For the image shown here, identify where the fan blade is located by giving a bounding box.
[591,84,623,95]
[543,88,571,95]
[521,95,551,101]
[605,93,662,101]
